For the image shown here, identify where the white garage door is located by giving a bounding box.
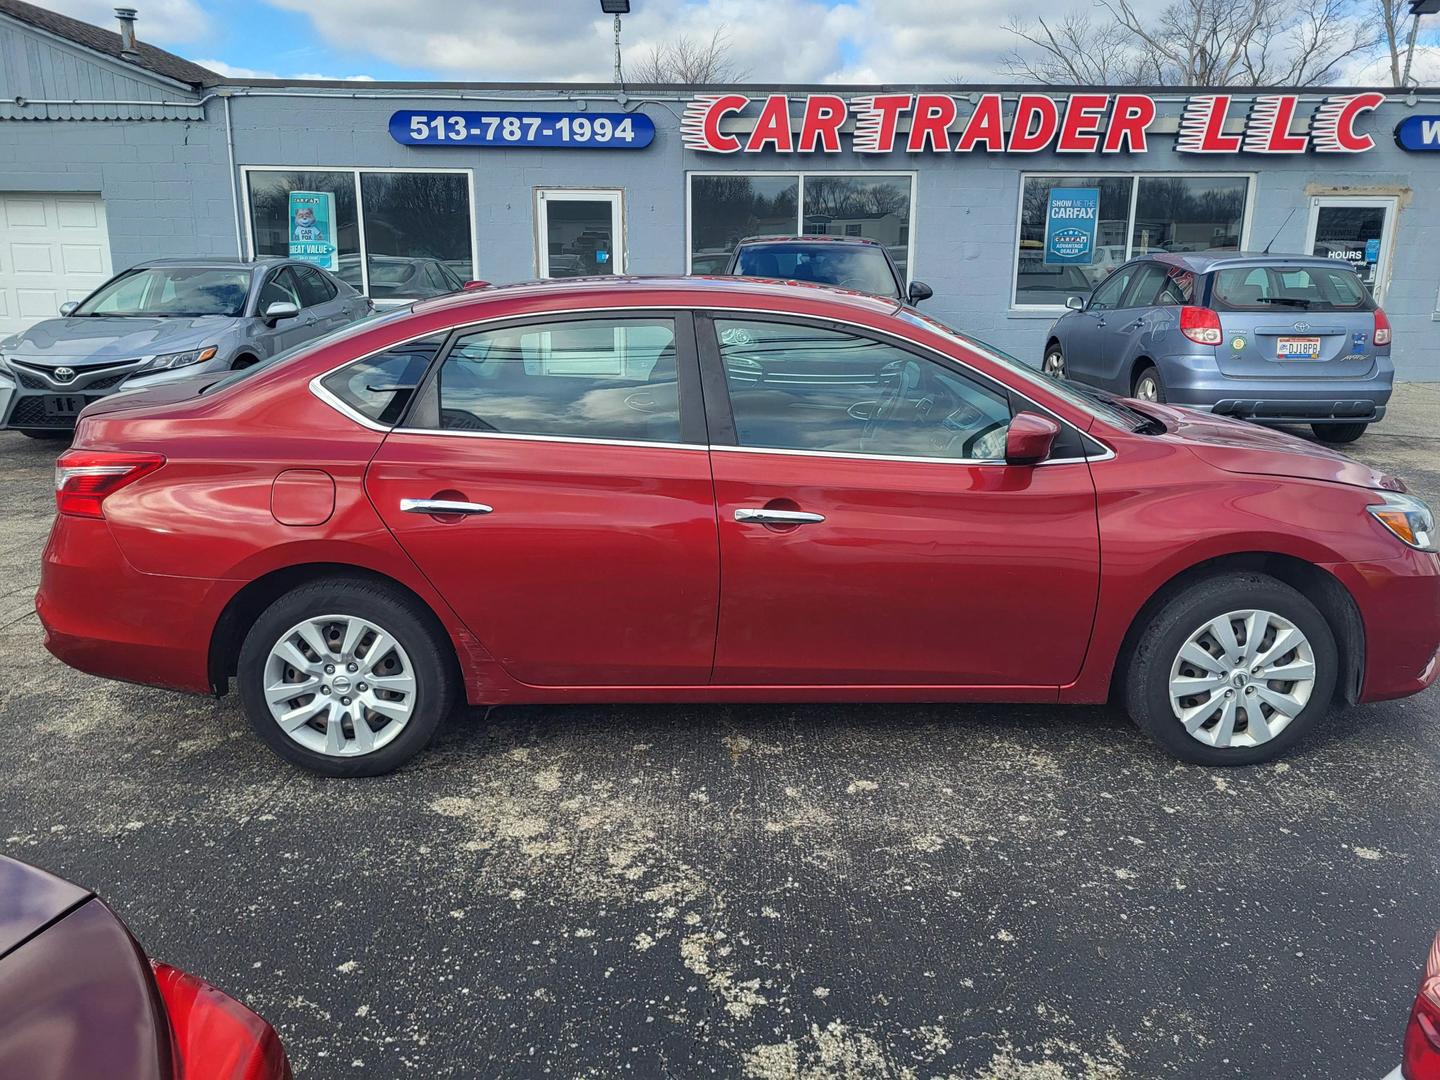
[0,194,113,340]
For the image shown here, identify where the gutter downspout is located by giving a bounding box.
[223,93,243,259]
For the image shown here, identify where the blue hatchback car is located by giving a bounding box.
[1042,251,1393,444]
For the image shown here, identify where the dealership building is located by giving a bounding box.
[1,0,1438,378]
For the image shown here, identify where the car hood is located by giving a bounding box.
[1,315,240,365]
[0,855,91,959]
[1134,402,1405,493]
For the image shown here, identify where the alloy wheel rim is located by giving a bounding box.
[1135,376,1159,401]
[1167,609,1316,749]
[263,614,417,757]
[1044,351,1066,378]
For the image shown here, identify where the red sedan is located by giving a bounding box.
[35,277,1440,776]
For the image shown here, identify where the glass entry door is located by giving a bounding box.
[536,189,623,278]
[1305,196,1397,302]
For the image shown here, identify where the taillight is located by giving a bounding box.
[54,449,164,518]
[1375,307,1392,347]
[150,961,292,1080]
[1403,932,1440,1080]
[1179,305,1223,345]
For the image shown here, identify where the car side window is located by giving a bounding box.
[295,266,337,307]
[1156,267,1195,305]
[258,268,301,311]
[1121,265,1168,308]
[715,319,1013,461]
[1087,266,1138,311]
[436,318,682,443]
[319,335,447,426]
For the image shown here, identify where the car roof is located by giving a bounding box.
[411,274,903,318]
[1138,250,1357,274]
[132,256,288,272]
[735,234,885,248]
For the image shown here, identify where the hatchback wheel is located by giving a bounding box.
[1042,345,1066,379]
[1312,422,1367,444]
[238,578,458,776]
[1124,573,1337,765]
[1132,364,1166,403]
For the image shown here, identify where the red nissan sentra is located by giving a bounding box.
[34,277,1440,776]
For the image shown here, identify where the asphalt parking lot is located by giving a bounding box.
[2,387,1438,1080]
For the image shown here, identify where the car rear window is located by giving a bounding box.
[1210,264,1374,312]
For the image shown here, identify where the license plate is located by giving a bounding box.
[1276,336,1322,360]
[42,395,84,418]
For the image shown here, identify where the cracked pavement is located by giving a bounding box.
[2,385,1438,1079]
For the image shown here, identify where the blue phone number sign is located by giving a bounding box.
[389,110,655,149]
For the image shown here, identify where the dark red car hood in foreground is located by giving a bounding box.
[1136,402,1405,493]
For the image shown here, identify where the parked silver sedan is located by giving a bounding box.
[0,257,370,439]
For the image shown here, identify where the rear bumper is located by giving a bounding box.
[1159,355,1394,425]
[36,514,226,694]
[1326,550,1440,703]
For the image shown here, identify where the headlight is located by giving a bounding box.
[1367,492,1437,553]
[147,346,218,371]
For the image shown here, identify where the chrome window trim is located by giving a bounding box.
[307,302,1117,463]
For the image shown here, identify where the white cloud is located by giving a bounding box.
[39,0,210,46]
[194,58,376,82]
[1342,44,1440,87]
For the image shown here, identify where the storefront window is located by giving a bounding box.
[689,175,798,274]
[688,172,914,278]
[1015,176,1133,306]
[245,168,473,300]
[1013,173,1250,307]
[359,172,472,299]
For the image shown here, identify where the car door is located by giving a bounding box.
[293,265,354,336]
[365,312,720,686]
[1087,263,1168,391]
[1064,263,1143,387]
[700,314,1101,688]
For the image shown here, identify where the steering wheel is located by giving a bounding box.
[865,359,921,443]
[838,276,868,291]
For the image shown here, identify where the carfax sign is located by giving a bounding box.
[389,110,655,149]
[287,191,337,271]
[1044,188,1100,265]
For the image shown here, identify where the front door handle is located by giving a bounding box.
[400,498,493,516]
[734,508,825,526]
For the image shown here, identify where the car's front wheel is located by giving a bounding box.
[237,577,458,776]
[1042,344,1067,379]
[1312,422,1368,444]
[1124,573,1337,765]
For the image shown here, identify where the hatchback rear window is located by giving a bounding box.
[1211,265,1374,312]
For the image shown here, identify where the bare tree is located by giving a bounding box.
[1004,0,1375,86]
[1375,0,1425,85]
[627,26,749,84]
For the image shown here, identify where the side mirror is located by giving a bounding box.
[1065,295,1085,312]
[907,280,933,305]
[59,301,79,317]
[262,301,299,326]
[1005,412,1061,466]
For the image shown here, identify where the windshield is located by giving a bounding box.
[734,243,900,299]
[895,308,1154,433]
[1211,264,1375,312]
[75,267,251,318]
[202,306,407,395]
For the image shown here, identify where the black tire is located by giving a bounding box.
[1132,363,1166,403]
[19,429,71,441]
[1124,573,1337,766]
[230,354,259,371]
[238,577,458,777]
[1042,343,1066,379]
[1312,422,1367,444]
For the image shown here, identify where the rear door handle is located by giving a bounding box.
[400,498,493,516]
[734,508,825,526]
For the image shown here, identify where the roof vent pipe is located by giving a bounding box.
[115,7,139,60]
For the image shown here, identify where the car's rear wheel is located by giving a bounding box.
[1132,364,1166,403]
[238,578,458,776]
[1042,344,1066,379]
[1312,422,1367,444]
[1124,573,1337,765]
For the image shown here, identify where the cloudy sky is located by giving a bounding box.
[41,0,1440,84]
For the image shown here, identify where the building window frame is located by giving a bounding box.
[686,170,919,280]
[240,165,478,299]
[1009,171,1257,313]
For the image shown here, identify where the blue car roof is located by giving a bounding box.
[1139,251,1353,274]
